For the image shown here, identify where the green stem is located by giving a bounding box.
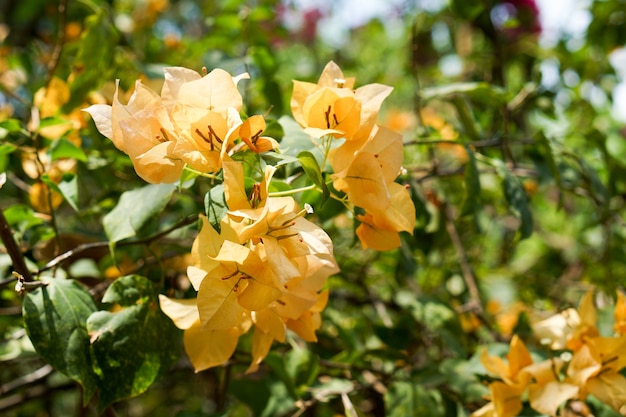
[183,166,222,181]
[268,183,317,197]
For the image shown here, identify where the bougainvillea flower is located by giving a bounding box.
[171,106,242,173]
[614,291,626,335]
[237,115,279,153]
[291,61,392,140]
[475,335,578,417]
[162,158,338,372]
[566,336,626,411]
[158,295,249,372]
[84,66,250,182]
[532,290,599,351]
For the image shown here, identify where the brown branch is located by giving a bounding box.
[0,206,33,281]
[38,213,199,273]
[44,0,68,88]
[0,381,75,413]
[1,364,54,396]
[442,203,482,314]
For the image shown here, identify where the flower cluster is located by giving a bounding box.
[159,158,338,372]
[473,290,626,416]
[291,61,415,250]
[84,67,277,183]
[84,61,414,372]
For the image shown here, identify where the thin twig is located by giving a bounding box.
[0,382,75,413]
[0,365,54,396]
[38,214,199,273]
[44,0,68,88]
[442,203,482,313]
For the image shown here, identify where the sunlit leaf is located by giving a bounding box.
[103,183,177,247]
[41,172,78,212]
[297,150,329,205]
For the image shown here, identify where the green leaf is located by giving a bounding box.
[4,204,43,231]
[0,118,23,133]
[451,96,481,142]
[204,184,227,233]
[101,274,154,306]
[284,345,319,394]
[67,10,119,109]
[103,183,177,247]
[49,137,87,162]
[496,163,534,239]
[87,275,180,412]
[460,145,481,217]
[22,278,98,404]
[297,151,330,205]
[384,381,443,417]
[0,143,17,156]
[536,133,563,208]
[278,116,323,163]
[41,173,79,212]
[264,352,299,400]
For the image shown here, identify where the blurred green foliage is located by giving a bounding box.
[2,0,626,415]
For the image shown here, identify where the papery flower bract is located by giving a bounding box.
[161,159,338,372]
[531,289,599,351]
[237,115,279,154]
[566,336,626,411]
[614,290,626,335]
[291,61,392,140]
[84,66,250,183]
[475,335,578,417]
[158,295,249,372]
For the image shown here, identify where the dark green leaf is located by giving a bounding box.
[23,278,98,404]
[103,183,177,247]
[451,96,480,142]
[460,145,481,217]
[101,274,154,306]
[87,275,180,412]
[204,184,227,233]
[264,352,298,400]
[284,345,319,394]
[536,133,563,207]
[496,164,533,239]
[297,151,330,205]
[384,381,443,417]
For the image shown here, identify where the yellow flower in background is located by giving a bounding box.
[531,289,599,351]
[474,335,579,417]
[291,61,393,140]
